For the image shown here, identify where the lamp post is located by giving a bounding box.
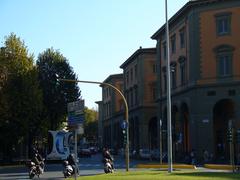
[165,0,173,173]
[58,78,130,171]
[159,119,162,165]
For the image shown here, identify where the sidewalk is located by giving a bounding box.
[136,163,196,169]
[135,163,238,172]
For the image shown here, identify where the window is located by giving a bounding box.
[162,67,167,92]
[120,84,123,92]
[152,83,157,100]
[130,68,133,83]
[218,55,231,76]
[130,89,133,107]
[178,56,187,85]
[163,42,166,60]
[214,45,234,77]
[134,86,138,105]
[171,35,176,54]
[179,29,185,48]
[215,13,231,36]
[134,65,137,79]
[119,99,124,110]
[180,63,186,85]
[152,64,157,73]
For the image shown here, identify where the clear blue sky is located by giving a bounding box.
[0,0,189,109]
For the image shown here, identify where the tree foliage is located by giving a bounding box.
[0,33,43,159]
[37,48,81,130]
[84,107,98,141]
[0,34,82,162]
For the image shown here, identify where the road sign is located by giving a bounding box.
[67,100,84,113]
[67,100,85,126]
[68,114,84,125]
[121,120,128,129]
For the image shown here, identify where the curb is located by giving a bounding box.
[136,164,197,169]
[0,165,25,169]
[204,164,235,170]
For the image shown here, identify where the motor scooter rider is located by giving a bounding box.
[66,154,79,174]
[31,147,44,173]
[34,148,43,162]
[67,154,75,166]
[102,148,114,169]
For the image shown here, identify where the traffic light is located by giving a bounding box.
[122,129,127,146]
[227,129,233,143]
[236,130,240,144]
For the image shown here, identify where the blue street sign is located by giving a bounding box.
[121,120,128,129]
[67,100,85,126]
[68,114,84,125]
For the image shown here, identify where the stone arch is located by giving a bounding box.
[148,116,158,150]
[179,102,190,155]
[213,98,235,161]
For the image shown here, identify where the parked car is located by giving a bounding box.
[139,149,151,159]
[118,148,125,157]
[89,146,98,154]
[151,149,160,160]
[78,148,91,158]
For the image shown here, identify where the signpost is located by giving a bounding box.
[59,78,129,172]
[67,100,85,179]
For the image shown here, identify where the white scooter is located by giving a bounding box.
[27,159,45,179]
[103,158,114,173]
[63,160,75,178]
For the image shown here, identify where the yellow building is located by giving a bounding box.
[152,0,240,162]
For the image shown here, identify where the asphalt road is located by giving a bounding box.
[0,153,144,180]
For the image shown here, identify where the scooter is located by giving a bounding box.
[103,158,114,173]
[27,159,45,179]
[62,160,74,178]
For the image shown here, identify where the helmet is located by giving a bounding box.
[33,147,38,153]
[63,160,69,166]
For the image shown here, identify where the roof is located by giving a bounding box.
[151,0,232,39]
[120,47,156,69]
[103,73,123,83]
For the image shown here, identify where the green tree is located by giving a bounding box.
[84,107,98,141]
[0,33,43,160]
[37,48,80,130]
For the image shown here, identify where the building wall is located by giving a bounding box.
[121,48,157,151]
[156,0,240,161]
[101,74,124,149]
[199,6,240,83]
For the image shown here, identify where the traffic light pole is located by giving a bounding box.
[165,0,173,173]
[228,120,235,172]
[58,78,130,172]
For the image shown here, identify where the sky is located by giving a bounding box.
[0,0,189,109]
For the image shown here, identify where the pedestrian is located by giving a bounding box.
[203,149,209,164]
[190,149,196,165]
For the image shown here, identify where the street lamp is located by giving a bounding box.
[58,78,130,172]
[165,0,173,173]
[159,119,162,165]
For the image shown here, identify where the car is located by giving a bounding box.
[89,146,98,154]
[139,149,151,159]
[78,148,91,158]
[151,149,160,160]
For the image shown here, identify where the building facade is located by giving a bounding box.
[152,0,240,162]
[120,47,157,152]
[95,100,103,149]
[100,74,124,150]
